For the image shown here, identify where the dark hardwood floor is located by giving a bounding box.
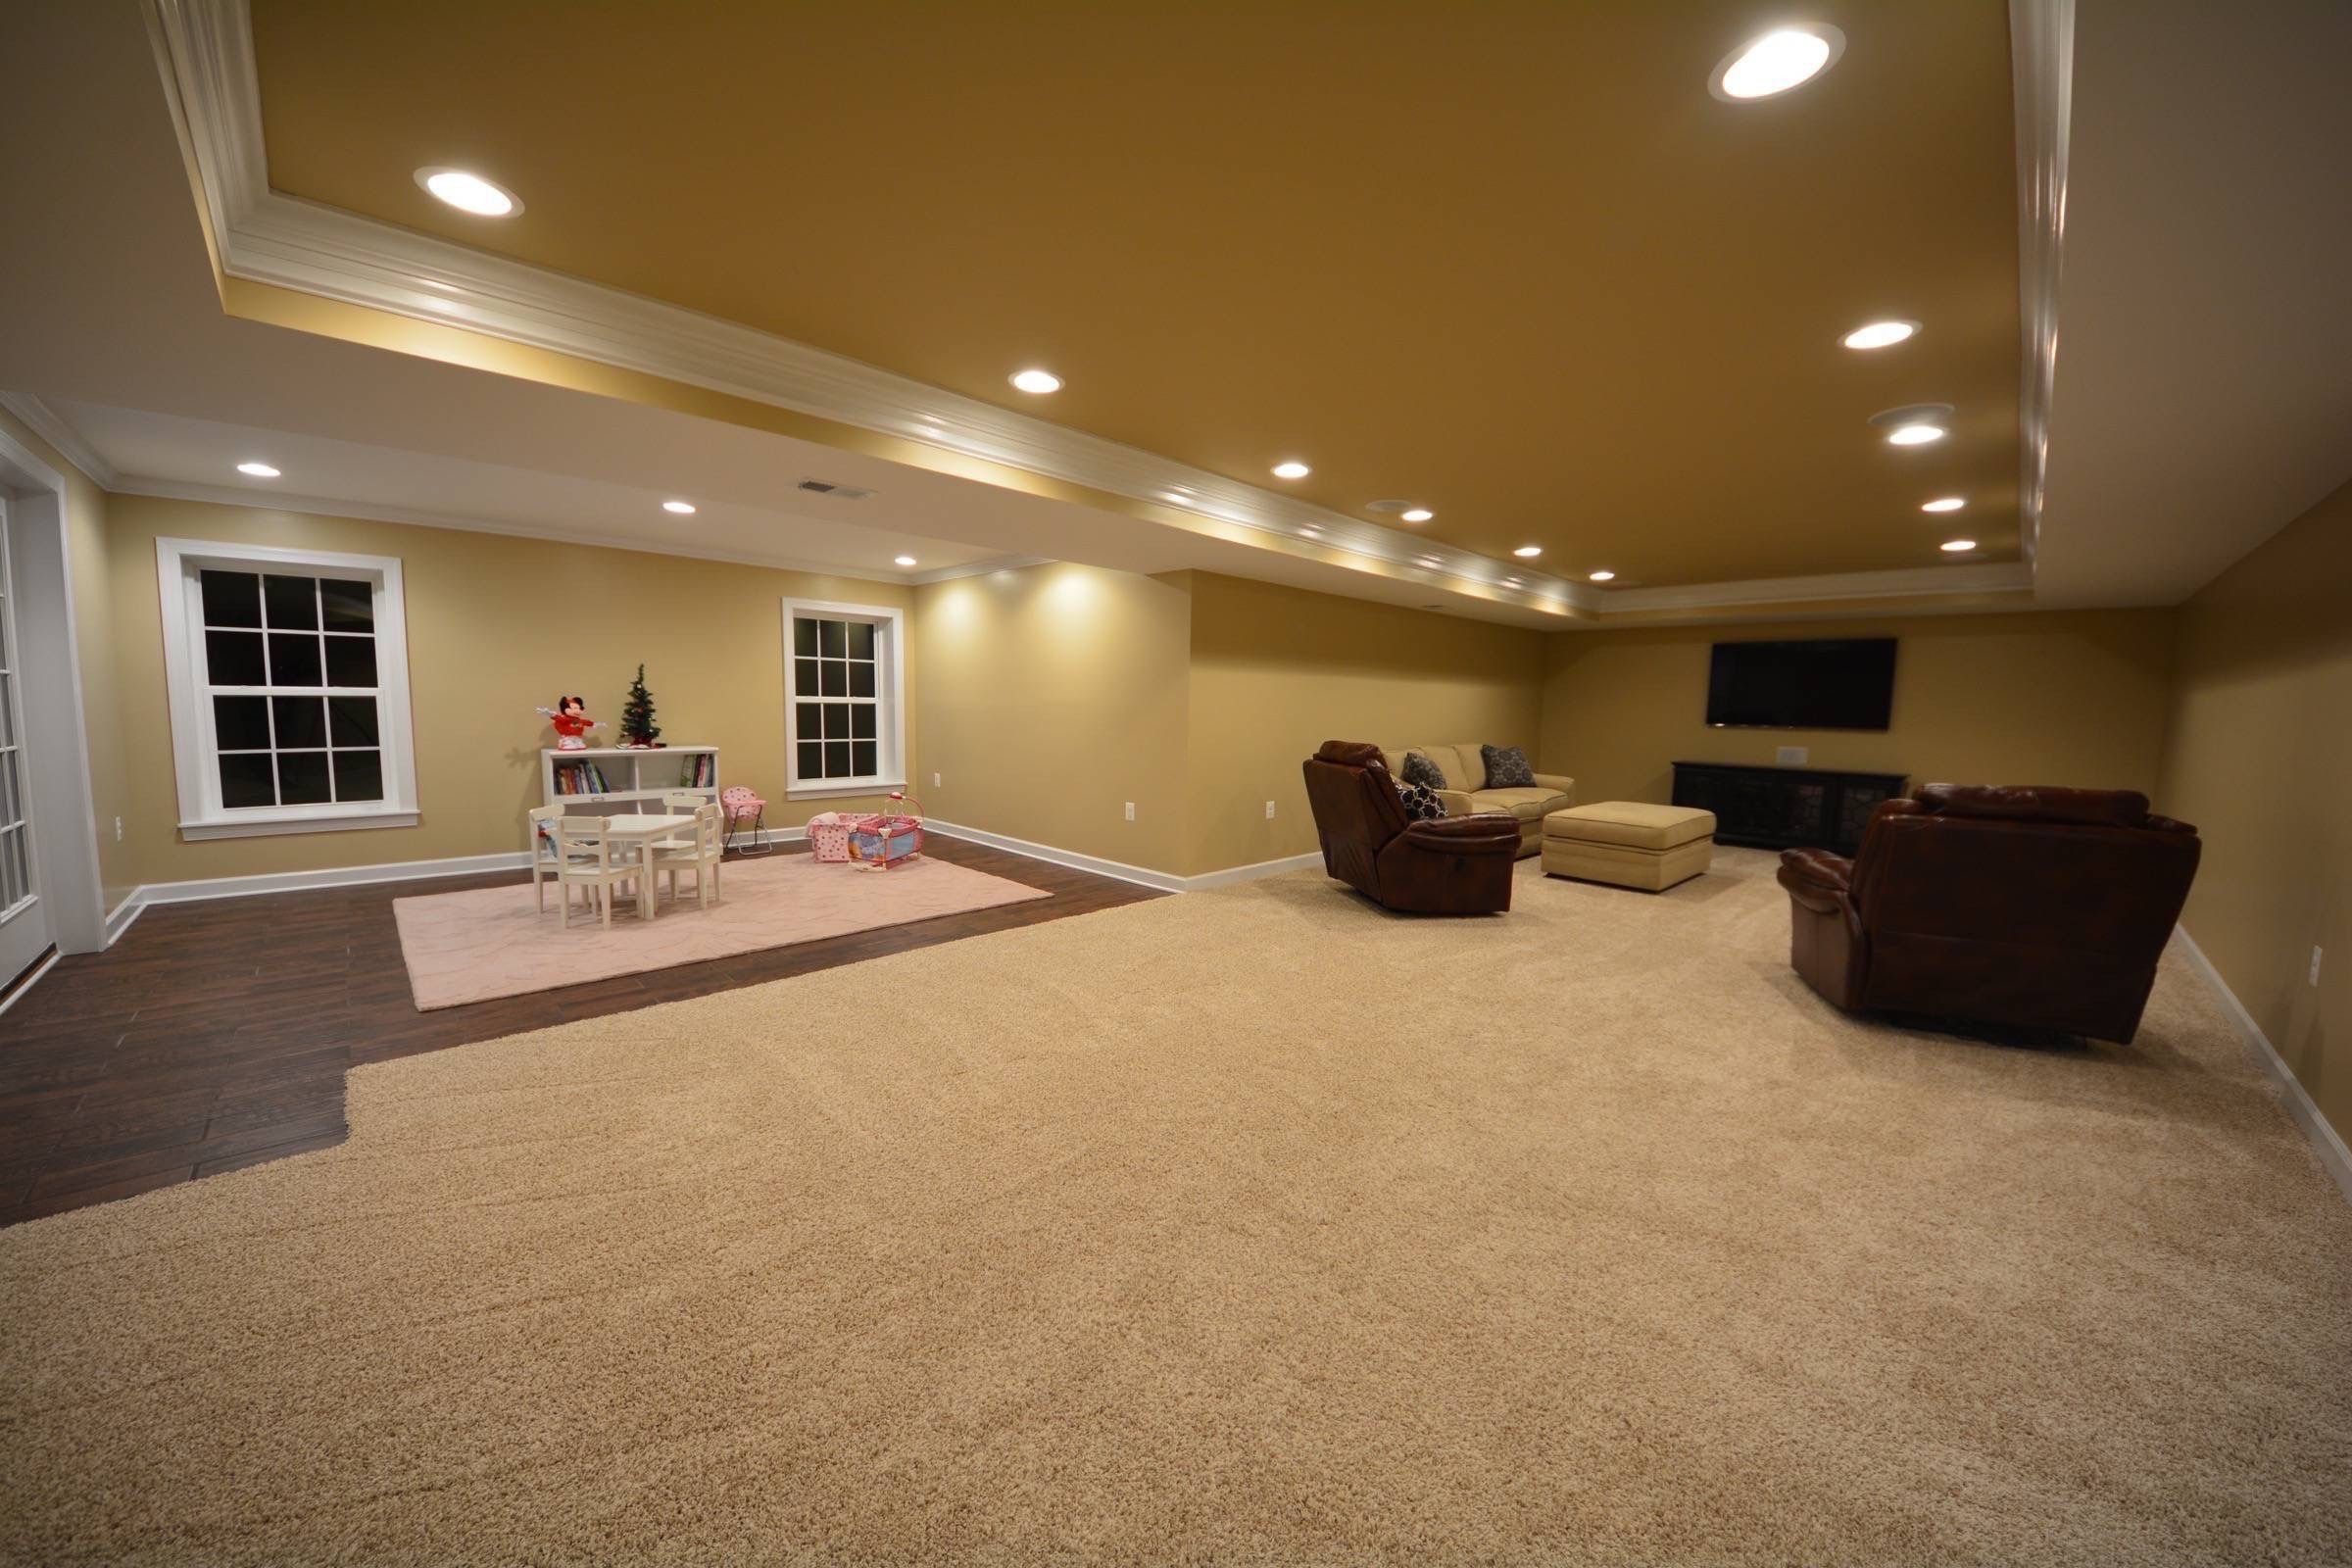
[0,839,1159,1228]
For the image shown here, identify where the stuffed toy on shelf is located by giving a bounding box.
[535,695,602,751]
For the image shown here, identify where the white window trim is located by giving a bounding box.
[157,536,420,840]
[781,597,906,800]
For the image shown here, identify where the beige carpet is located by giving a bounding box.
[392,850,1050,1008]
[5,849,2349,1565]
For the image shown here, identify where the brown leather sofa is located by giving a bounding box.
[1776,784,2200,1043]
[1302,741,1520,914]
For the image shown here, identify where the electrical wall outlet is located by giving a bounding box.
[1265,800,1277,819]
[1776,746,1809,767]
[1124,802,1135,821]
[2313,947,2325,987]
[114,816,123,842]
[933,771,941,788]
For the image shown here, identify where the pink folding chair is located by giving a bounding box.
[720,785,773,856]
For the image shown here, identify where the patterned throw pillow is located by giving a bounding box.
[1482,744,1537,788]
[1393,775,1446,822]
[1400,751,1448,792]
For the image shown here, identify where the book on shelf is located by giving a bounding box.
[678,753,715,788]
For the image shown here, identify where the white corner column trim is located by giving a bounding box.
[2173,924,2352,1204]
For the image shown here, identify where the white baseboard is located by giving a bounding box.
[103,891,146,947]
[922,819,1187,893]
[1185,851,1326,890]
[2174,924,2352,1205]
[0,949,63,1017]
[909,821,1323,895]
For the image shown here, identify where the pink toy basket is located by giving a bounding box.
[806,810,855,863]
[847,793,924,870]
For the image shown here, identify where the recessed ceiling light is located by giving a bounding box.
[1271,461,1311,480]
[1503,577,1524,588]
[1300,526,1321,538]
[895,555,918,567]
[1710,24,1845,102]
[414,167,521,217]
[1400,508,1434,523]
[1939,538,1978,553]
[662,499,696,514]
[1921,497,1966,513]
[1513,545,1544,559]
[236,461,280,478]
[1589,569,1617,582]
[1886,423,1947,446]
[1009,368,1062,395]
[1842,319,1920,350]
[1417,554,1443,565]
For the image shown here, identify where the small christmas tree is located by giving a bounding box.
[619,663,662,748]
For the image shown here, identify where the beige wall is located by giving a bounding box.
[1540,609,2178,808]
[912,563,1194,874]
[2157,478,2351,1146]
[0,404,129,910]
[1187,573,1545,874]
[103,493,913,888]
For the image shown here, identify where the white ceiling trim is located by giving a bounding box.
[0,393,122,489]
[106,473,924,586]
[2009,0,2075,568]
[906,556,1054,587]
[146,0,2068,624]
[1598,561,2034,614]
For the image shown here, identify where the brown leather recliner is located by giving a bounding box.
[1777,784,2200,1043]
[1302,741,1520,914]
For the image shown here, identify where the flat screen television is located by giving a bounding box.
[1705,637,1896,731]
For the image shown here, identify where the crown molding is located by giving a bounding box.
[1595,561,2034,615]
[148,0,2067,624]
[0,394,120,489]
[906,556,1054,586]
[2011,0,2075,568]
[107,473,931,587]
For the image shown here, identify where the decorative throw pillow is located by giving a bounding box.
[1393,775,1446,822]
[1482,744,1537,788]
[1400,751,1448,792]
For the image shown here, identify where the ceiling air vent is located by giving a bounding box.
[798,477,874,500]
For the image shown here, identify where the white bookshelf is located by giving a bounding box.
[541,746,719,813]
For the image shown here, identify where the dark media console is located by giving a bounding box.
[1671,761,1909,855]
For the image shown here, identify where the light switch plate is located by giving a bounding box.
[2313,947,2325,987]
[1124,802,1136,821]
[1265,800,1277,819]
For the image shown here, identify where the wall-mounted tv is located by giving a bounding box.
[1705,637,1897,731]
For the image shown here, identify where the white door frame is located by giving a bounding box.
[0,421,107,960]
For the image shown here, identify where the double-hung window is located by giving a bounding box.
[782,599,905,797]
[157,538,419,839]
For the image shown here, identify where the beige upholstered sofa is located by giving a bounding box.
[1378,743,1574,858]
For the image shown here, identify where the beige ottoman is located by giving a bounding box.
[1542,802,1716,892]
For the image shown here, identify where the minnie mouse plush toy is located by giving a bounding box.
[535,696,602,751]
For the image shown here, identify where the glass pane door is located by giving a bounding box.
[0,497,53,988]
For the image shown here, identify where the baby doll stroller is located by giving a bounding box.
[847,793,924,870]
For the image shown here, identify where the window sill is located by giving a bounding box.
[179,808,420,842]
[786,779,907,802]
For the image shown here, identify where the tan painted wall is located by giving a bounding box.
[1540,610,2178,808]
[0,405,129,909]
[1187,573,1546,875]
[2157,479,2351,1146]
[912,563,1194,875]
[103,493,914,888]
